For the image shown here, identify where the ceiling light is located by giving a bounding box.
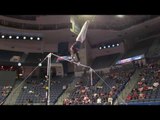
[37,37,40,40]
[16,36,19,39]
[1,35,5,38]
[18,63,22,66]
[23,36,26,39]
[38,63,42,67]
[116,15,125,18]
[9,36,12,39]
[30,37,33,40]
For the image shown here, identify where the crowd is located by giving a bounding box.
[0,85,12,103]
[126,60,160,102]
[63,64,135,105]
[16,75,73,105]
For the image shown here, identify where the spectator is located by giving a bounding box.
[108,96,113,105]
[29,90,34,94]
[141,77,145,81]
[138,81,143,86]
[148,86,153,90]
[97,97,102,104]
[153,81,159,88]
[139,93,145,100]
[63,85,67,90]
[143,84,149,91]
[27,99,33,105]
[138,87,144,92]
[126,94,132,101]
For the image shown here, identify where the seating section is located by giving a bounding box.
[126,60,160,104]
[15,75,74,105]
[63,64,135,105]
[0,71,16,104]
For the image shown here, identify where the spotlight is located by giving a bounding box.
[18,63,21,66]
[112,44,115,47]
[108,45,110,48]
[9,36,12,39]
[37,37,40,40]
[99,47,102,50]
[38,63,42,67]
[23,36,26,39]
[1,35,5,38]
[30,37,33,40]
[103,46,106,49]
[117,15,125,18]
[117,43,120,46]
[19,73,23,77]
[16,36,19,39]
[10,66,13,70]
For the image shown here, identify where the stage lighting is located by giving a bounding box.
[9,36,12,39]
[99,47,102,50]
[16,36,19,39]
[30,37,33,40]
[19,73,23,77]
[117,15,125,18]
[1,35,5,38]
[10,66,13,70]
[108,45,110,48]
[103,46,106,49]
[18,63,21,66]
[38,63,42,67]
[23,36,26,39]
[117,43,120,46]
[112,44,115,47]
[37,37,40,40]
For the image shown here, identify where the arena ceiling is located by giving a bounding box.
[1,15,160,46]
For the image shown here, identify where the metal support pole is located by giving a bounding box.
[47,53,51,105]
[90,68,93,86]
